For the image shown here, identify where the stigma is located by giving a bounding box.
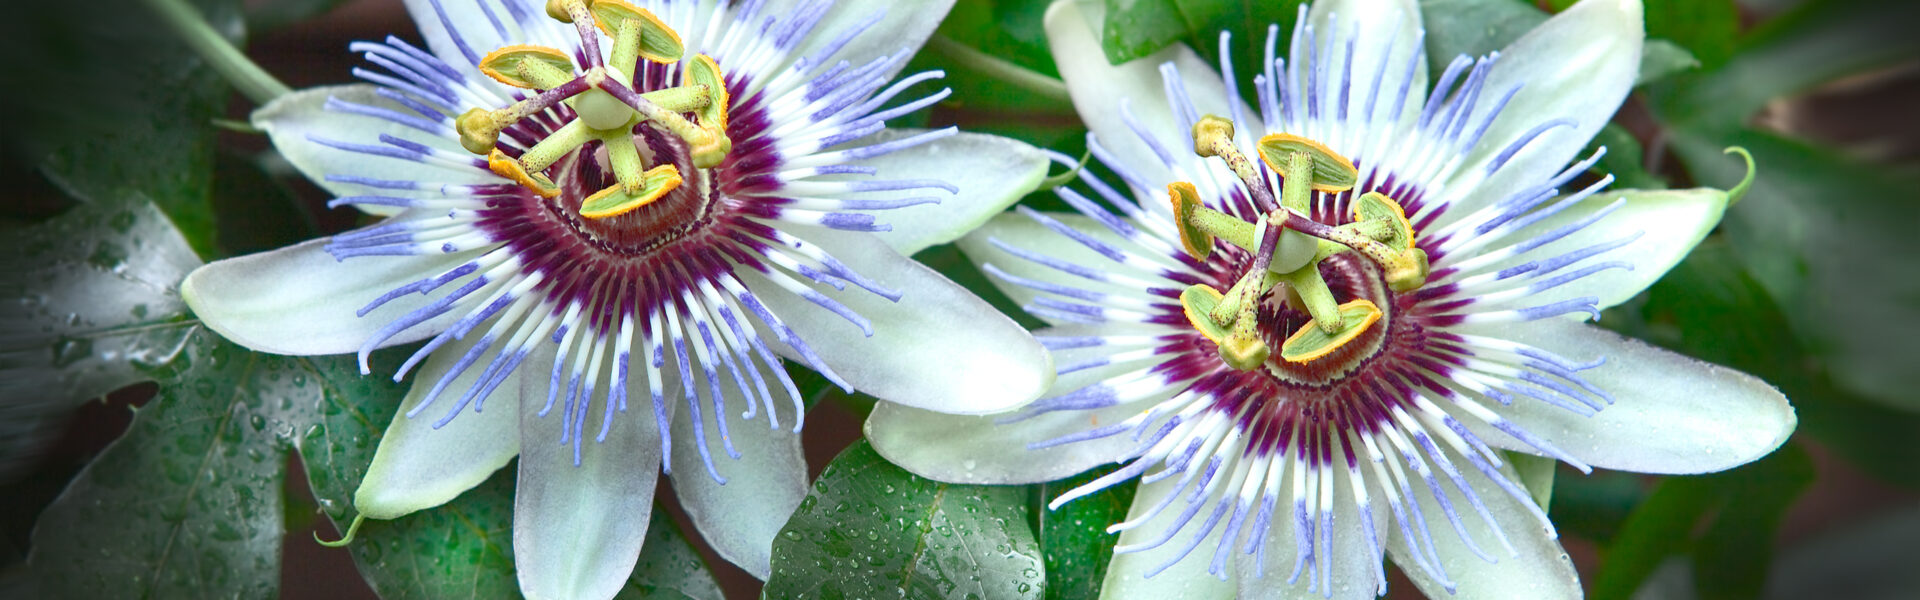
[1171,115,1429,371]
[452,0,732,219]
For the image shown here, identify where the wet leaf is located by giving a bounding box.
[1591,446,1813,600]
[0,201,201,478]
[28,330,318,598]
[299,347,722,599]
[1667,129,1920,412]
[764,440,1047,600]
[1649,0,1920,131]
[1037,465,1135,600]
[2,0,247,257]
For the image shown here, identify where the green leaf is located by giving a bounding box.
[1508,451,1557,510]
[1767,502,1920,598]
[0,201,201,477]
[1635,39,1700,86]
[3,0,247,257]
[1649,0,1920,130]
[1037,465,1135,600]
[764,440,1047,600]
[28,331,317,597]
[210,151,319,257]
[1644,0,1738,69]
[1100,0,1226,64]
[1666,129,1920,412]
[1583,123,1666,190]
[1628,239,1920,489]
[299,347,721,599]
[1591,446,1813,600]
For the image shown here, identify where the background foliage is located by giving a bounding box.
[2,0,1917,598]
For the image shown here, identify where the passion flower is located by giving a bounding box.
[866,0,1794,597]
[181,0,1052,597]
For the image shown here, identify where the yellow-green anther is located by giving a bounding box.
[545,0,578,22]
[1179,284,1233,343]
[683,54,730,132]
[477,45,576,89]
[1283,267,1344,333]
[520,119,595,173]
[1192,116,1258,184]
[1349,192,1415,249]
[604,132,648,194]
[611,18,643,85]
[1257,133,1359,193]
[1382,247,1430,293]
[1280,299,1382,363]
[590,0,685,63]
[456,108,503,155]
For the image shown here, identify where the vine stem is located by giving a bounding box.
[141,0,291,104]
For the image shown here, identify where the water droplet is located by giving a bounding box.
[50,336,92,368]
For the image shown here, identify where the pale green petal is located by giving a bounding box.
[512,345,662,600]
[1233,465,1388,600]
[837,129,1049,256]
[1045,0,1260,188]
[1430,0,1644,229]
[739,226,1051,415]
[354,333,520,519]
[253,86,494,213]
[668,357,806,580]
[955,212,1177,327]
[1461,318,1796,474]
[783,0,954,83]
[1308,0,1427,126]
[182,237,479,356]
[1099,479,1237,599]
[1463,186,1728,311]
[1390,458,1580,600]
[866,325,1163,485]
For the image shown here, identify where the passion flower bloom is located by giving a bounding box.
[180,0,1052,597]
[867,0,1795,597]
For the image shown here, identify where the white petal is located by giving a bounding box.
[1233,465,1388,600]
[1430,0,1644,228]
[739,226,1052,415]
[254,86,496,204]
[402,0,523,70]
[1100,479,1238,599]
[354,333,521,519]
[866,325,1164,485]
[512,345,663,600]
[1462,318,1796,474]
[1468,187,1729,311]
[668,358,807,580]
[955,212,1176,327]
[1390,458,1581,600]
[838,129,1050,256]
[1307,0,1427,126]
[182,238,476,356]
[1045,0,1260,188]
[783,0,954,83]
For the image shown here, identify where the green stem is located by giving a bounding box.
[140,0,291,104]
[926,34,1072,105]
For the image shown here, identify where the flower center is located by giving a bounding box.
[1171,116,1429,374]
[453,0,732,223]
